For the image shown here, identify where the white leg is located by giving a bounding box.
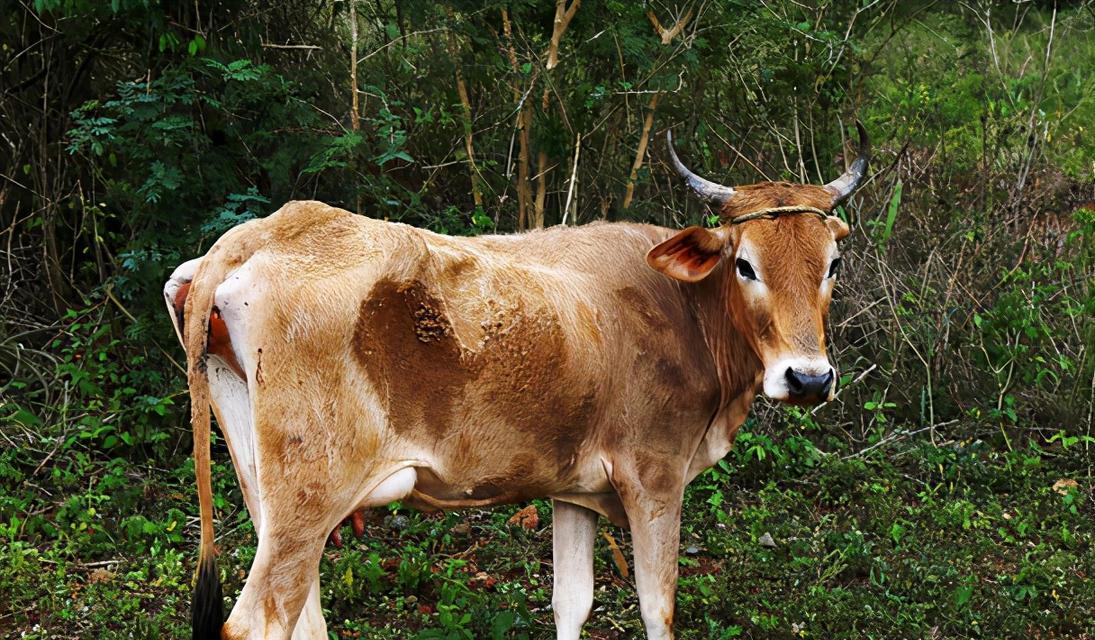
[552,500,598,640]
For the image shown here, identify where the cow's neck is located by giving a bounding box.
[687,265,763,409]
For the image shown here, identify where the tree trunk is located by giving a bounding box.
[349,0,362,214]
[448,11,483,209]
[546,0,580,70]
[534,0,581,227]
[646,7,693,45]
[622,92,660,210]
[533,87,551,228]
[455,68,483,208]
[502,8,532,230]
[349,1,360,132]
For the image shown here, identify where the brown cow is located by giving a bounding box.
[166,124,868,640]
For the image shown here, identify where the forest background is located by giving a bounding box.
[1,1,1093,638]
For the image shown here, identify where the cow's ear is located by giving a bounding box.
[646,226,730,282]
[826,216,850,241]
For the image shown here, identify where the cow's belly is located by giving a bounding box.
[397,419,613,509]
[394,436,624,525]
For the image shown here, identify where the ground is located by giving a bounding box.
[2,421,1092,639]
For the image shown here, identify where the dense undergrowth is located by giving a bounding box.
[3,428,1092,638]
[1,1,1093,638]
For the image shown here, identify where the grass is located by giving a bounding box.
[2,421,1092,639]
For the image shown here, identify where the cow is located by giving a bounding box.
[165,124,868,640]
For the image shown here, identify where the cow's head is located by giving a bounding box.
[648,124,869,406]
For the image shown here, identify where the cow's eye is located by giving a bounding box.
[736,258,757,281]
[827,257,842,279]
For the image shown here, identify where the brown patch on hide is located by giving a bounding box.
[575,302,601,344]
[654,356,686,389]
[262,596,279,633]
[441,254,477,279]
[352,277,599,483]
[353,278,466,438]
[614,284,719,421]
[615,286,672,333]
[255,348,265,386]
[408,288,451,343]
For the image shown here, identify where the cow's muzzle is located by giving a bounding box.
[784,367,834,404]
[762,356,836,405]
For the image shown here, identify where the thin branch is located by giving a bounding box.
[647,7,694,45]
[561,132,582,225]
[261,42,321,50]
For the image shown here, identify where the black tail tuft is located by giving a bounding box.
[192,556,224,640]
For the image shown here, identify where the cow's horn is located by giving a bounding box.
[666,130,736,204]
[824,121,870,205]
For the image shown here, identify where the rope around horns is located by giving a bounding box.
[728,205,829,224]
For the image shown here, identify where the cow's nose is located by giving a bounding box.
[784,367,834,400]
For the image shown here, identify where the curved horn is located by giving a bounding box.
[824,121,870,205]
[666,130,736,204]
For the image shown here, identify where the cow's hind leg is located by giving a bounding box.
[208,384,328,640]
[552,499,598,640]
[222,510,329,640]
[291,570,327,640]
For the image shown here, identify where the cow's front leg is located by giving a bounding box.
[552,499,598,640]
[614,462,685,640]
[629,502,682,640]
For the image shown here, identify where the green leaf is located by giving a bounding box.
[879,180,901,250]
[889,521,905,544]
[490,611,515,639]
[955,584,973,607]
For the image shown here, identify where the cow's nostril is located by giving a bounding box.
[785,367,804,393]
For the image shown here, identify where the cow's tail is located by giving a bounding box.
[183,221,266,640]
